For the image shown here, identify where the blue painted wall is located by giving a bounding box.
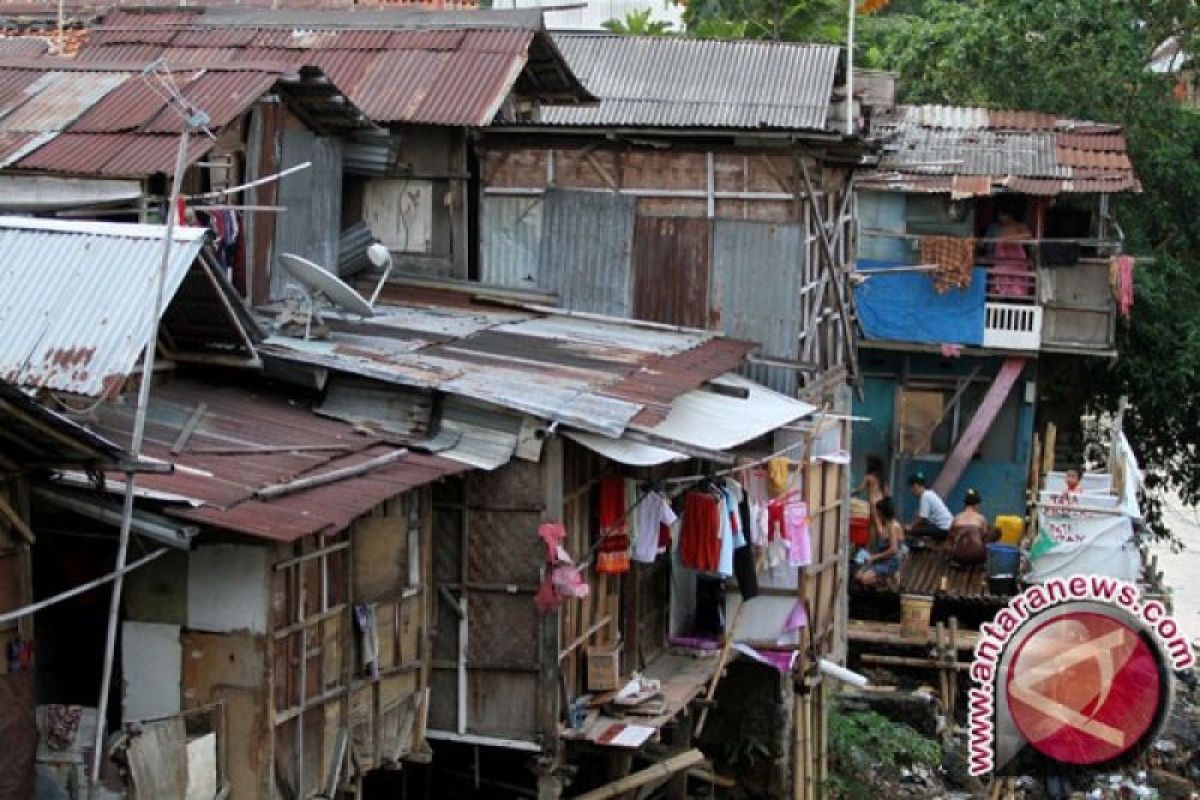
[851,351,1035,523]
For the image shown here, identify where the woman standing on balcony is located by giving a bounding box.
[987,204,1034,297]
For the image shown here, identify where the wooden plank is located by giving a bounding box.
[848,620,980,651]
[932,357,1027,498]
[572,750,705,800]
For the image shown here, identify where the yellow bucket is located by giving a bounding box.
[899,594,934,639]
[995,515,1024,546]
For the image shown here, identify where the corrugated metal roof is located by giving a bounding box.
[540,34,838,131]
[0,60,368,176]
[83,379,467,541]
[479,195,544,288]
[259,288,756,443]
[0,37,49,56]
[863,103,1139,195]
[71,7,592,125]
[566,373,814,466]
[0,70,127,133]
[0,216,207,396]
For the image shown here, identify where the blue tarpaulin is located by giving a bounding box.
[855,260,986,346]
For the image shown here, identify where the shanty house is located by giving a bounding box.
[0,383,126,800]
[476,33,866,393]
[253,279,853,799]
[849,101,1138,602]
[71,6,593,302]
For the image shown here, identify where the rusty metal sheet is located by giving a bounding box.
[1055,146,1133,170]
[305,50,378,95]
[143,69,278,133]
[158,47,244,67]
[1056,131,1126,152]
[0,216,206,396]
[0,132,34,166]
[70,73,182,132]
[74,43,166,63]
[631,215,712,329]
[171,27,259,48]
[0,69,41,116]
[0,37,48,56]
[387,29,466,50]
[987,108,1059,131]
[0,70,128,134]
[17,131,214,176]
[100,133,215,176]
[608,338,755,426]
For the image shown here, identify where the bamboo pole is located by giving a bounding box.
[570,750,705,800]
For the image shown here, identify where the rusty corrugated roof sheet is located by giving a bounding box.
[0,216,208,396]
[0,59,371,176]
[862,103,1139,196]
[259,287,760,440]
[83,379,467,541]
[71,7,592,126]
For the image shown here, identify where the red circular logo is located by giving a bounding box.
[1005,611,1163,765]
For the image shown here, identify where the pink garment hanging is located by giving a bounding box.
[1113,255,1135,318]
[784,500,811,568]
[552,564,589,599]
[991,240,1032,297]
[538,522,570,564]
[784,600,808,632]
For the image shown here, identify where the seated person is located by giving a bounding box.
[945,488,994,566]
[906,473,953,541]
[853,454,889,536]
[857,497,906,587]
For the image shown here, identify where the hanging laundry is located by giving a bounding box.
[632,491,678,564]
[679,490,722,573]
[919,235,976,293]
[538,522,571,564]
[767,457,792,498]
[598,477,627,536]
[716,485,737,578]
[783,599,809,633]
[535,521,589,614]
[732,541,759,600]
[1110,254,1135,319]
[784,500,812,568]
[740,466,769,546]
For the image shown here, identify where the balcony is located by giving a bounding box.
[854,250,1118,356]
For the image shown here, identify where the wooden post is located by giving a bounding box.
[571,750,705,800]
[1042,423,1057,477]
[537,437,565,800]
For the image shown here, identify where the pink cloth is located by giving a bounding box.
[784,600,809,632]
[991,241,1032,297]
[538,522,570,563]
[940,343,963,358]
[784,501,811,568]
[552,564,589,599]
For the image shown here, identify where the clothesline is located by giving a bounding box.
[578,407,832,567]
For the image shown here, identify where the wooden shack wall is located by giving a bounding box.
[478,139,857,387]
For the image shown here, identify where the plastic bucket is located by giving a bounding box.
[986,544,1021,578]
[849,517,871,547]
[899,594,934,638]
[995,515,1024,546]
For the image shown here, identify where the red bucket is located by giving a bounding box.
[849,517,870,547]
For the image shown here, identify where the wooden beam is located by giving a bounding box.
[255,448,407,499]
[170,402,207,455]
[571,750,705,800]
[931,357,1027,499]
[0,492,34,544]
[860,654,972,670]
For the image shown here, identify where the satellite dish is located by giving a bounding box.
[279,253,375,319]
[365,243,394,307]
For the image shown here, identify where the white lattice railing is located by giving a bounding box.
[983,302,1043,351]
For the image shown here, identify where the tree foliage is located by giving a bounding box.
[601,7,675,36]
[680,0,844,43]
[863,0,1200,536]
